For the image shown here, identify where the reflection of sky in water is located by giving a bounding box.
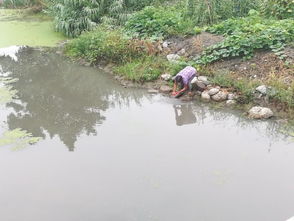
[0,47,294,221]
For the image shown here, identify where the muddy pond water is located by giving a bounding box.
[0,47,294,221]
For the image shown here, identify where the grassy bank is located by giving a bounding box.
[63,1,294,117]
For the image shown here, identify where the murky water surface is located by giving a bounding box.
[0,9,66,48]
[0,48,293,221]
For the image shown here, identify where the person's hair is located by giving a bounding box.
[175,75,183,83]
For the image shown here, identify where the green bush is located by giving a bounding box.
[48,0,162,37]
[125,6,195,39]
[65,27,146,63]
[185,0,261,25]
[261,0,294,19]
[198,13,294,64]
[48,0,102,37]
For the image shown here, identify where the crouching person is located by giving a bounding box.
[172,66,197,98]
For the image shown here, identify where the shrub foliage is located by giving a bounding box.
[48,0,162,37]
[261,0,294,19]
[198,11,294,64]
[125,6,195,39]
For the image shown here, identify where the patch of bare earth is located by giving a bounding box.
[210,48,294,86]
[163,32,224,57]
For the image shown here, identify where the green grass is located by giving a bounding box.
[266,77,294,107]
[114,56,167,82]
[210,72,259,103]
[114,56,194,82]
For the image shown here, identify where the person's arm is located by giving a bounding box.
[172,81,178,95]
[178,84,189,93]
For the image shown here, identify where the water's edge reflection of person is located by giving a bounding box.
[173,104,197,126]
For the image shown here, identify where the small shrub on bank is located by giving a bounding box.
[125,6,195,39]
[65,27,153,63]
[197,12,294,64]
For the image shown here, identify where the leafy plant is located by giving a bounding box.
[47,0,162,37]
[261,0,294,19]
[125,6,195,39]
[198,13,294,64]
[185,0,261,25]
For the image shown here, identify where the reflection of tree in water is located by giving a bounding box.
[1,48,145,151]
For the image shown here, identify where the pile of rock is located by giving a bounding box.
[248,106,274,119]
[154,73,275,120]
[201,86,236,105]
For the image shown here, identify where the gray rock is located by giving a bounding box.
[177,48,186,56]
[159,85,172,93]
[194,81,206,92]
[197,76,210,85]
[162,41,169,48]
[226,100,236,106]
[167,54,181,63]
[198,76,208,82]
[256,85,267,95]
[211,91,228,102]
[190,76,198,84]
[148,89,159,94]
[201,91,211,101]
[195,91,202,96]
[248,106,274,119]
[161,73,172,81]
[208,88,220,96]
[227,93,235,100]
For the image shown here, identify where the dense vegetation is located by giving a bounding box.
[125,6,195,39]
[46,0,166,37]
[65,27,148,63]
